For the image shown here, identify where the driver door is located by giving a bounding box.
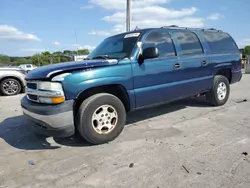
[132,29,183,108]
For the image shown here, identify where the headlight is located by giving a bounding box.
[26,81,65,104]
[38,82,64,91]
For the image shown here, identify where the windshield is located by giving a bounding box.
[87,32,141,60]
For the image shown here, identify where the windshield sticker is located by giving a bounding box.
[124,33,140,38]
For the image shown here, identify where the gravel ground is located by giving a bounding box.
[0,74,250,188]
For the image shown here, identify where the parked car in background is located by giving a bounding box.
[19,64,37,72]
[0,67,27,96]
[21,26,242,144]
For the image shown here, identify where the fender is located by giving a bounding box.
[61,63,136,110]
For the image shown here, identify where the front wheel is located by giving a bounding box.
[206,75,230,106]
[75,93,126,145]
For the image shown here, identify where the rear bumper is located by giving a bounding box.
[21,96,75,137]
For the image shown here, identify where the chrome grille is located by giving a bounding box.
[27,94,38,101]
[26,81,39,102]
[27,82,37,89]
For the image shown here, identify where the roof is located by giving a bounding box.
[109,25,222,38]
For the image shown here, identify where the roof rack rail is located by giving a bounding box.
[161,25,222,32]
[161,25,203,30]
[166,25,178,27]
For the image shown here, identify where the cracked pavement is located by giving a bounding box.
[1,74,250,188]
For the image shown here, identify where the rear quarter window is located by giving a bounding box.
[201,31,239,53]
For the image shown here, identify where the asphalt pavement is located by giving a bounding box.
[1,74,250,188]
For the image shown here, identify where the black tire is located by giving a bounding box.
[75,93,126,145]
[206,75,230,106]
[0,78,21,96]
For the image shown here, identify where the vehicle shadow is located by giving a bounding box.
[0,96,211,150]
[0,116,62,150]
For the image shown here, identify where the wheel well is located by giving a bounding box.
[73,84,130,117]
[215,68,232,83]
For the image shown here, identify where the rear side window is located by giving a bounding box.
[175,31,203,55]
[143,30,176,58]
[202,31,239,53]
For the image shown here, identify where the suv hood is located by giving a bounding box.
[25,59,118,80]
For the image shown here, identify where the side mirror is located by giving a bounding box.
[140,47,159,60]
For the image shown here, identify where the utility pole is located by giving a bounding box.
[74,28,79,56]
[38,55,40,67]
[126,0,131,32]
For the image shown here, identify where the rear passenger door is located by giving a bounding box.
[173,30,212,96]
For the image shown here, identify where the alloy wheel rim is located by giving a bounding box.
[91,104,118,134]
[2,80,19,95]
[217,82,227,100]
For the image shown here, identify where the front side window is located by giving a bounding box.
[87,32,140,60]
[142,30,176,58]
[175,31,203,55]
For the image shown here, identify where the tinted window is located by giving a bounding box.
[202,31,239,53]
[175,31,203,55]
[143,30,176,58]
[26,65,32,68]
[87,32,140,60]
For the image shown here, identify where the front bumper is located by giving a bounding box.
[21,96,75,137]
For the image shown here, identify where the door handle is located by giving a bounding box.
[201,61,207,66]
[174,63,181,69]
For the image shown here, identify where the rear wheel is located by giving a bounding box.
[75,93,126,145]
[0,78,21,96]
[206,75,230,106]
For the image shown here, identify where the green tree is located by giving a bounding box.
[50,55,61,64]
[60,55,72,62]
[63,50,72,55]
[244,46,250,55]
[31,54,41,66]
[53,51,63,56]
[11,58,32,66]
[0,55,11,66]
[77,49,89,55]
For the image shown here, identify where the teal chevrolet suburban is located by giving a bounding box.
[21,26,242,144]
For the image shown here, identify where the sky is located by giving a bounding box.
[0,0,250,56]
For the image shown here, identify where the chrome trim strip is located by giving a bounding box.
[26,88,64,97]
[27,94,39,102]
[47,70,63,78]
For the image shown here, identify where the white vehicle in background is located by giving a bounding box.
[19,64,37,72]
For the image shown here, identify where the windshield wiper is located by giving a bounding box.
[92,55,110,60]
